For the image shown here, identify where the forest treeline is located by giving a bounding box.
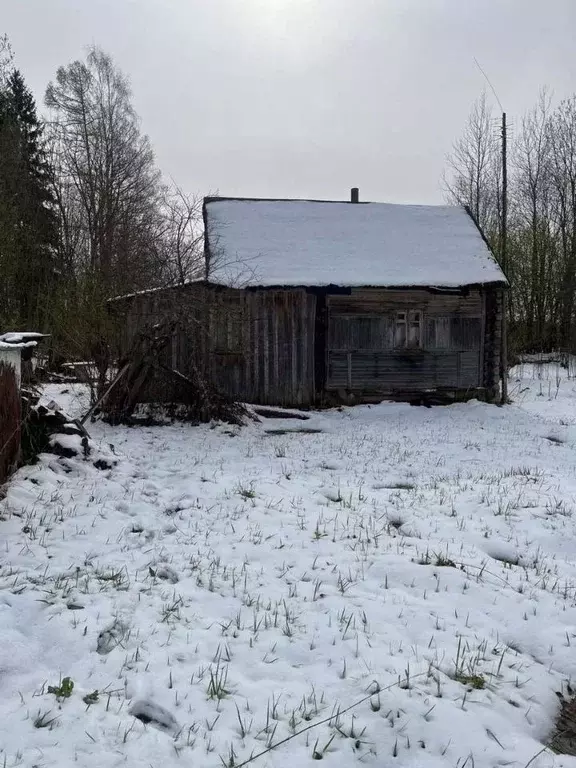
[445,91,576,354]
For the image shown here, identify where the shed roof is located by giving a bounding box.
[204,198,506,289]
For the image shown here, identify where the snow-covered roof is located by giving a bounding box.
[204,198,506,288]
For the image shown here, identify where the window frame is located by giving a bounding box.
[394,309,423,350]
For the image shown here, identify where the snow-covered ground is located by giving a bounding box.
[2,369,576,767]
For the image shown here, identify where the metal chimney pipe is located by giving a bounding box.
[350,187,359,203]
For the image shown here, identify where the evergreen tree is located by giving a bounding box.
[0,69,58,329]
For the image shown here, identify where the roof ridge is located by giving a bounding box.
[204,196,458,208]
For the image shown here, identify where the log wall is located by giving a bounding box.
[325,288,491,397]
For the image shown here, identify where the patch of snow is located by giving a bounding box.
[0,375,575,767]
[205,199,507,288]
[49,433,86,456]
[39,383,91,420]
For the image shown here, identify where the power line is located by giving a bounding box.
[473,57,504,113]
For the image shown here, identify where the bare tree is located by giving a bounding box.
[159,185,204,285]
[509,90,555,348]
[444,93,501,240]
[45,46,162,293]
[45,46,164,393]
[0,34,13,85]
[548,96,576,348]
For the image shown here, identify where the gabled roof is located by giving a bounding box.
[204,197,507,289]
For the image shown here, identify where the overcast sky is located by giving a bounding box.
[2,0,575,204]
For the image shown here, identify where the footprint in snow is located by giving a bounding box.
[96,618,129,655]
[150,565,179,584]
[130,699,179,732]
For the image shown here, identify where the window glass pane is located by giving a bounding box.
[395,321,406,348]
[408,322,421,347]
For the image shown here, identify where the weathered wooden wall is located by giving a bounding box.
[113,283,317,406]
[113,283,503,407]
[483,287,504,397]
[325,288,488,396]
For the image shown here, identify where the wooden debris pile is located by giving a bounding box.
[94,323,248,426]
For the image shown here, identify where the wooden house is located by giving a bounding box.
[111,192,507,407]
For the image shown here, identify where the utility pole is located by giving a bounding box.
[500,112,508,404]
[473,59,508,404]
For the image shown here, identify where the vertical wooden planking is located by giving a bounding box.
[309,291,317,401]
[252,293,260,402]
[300,293,306,404]
[479,289,486,388]
[291,299,298,403]
[273,299,280,401]
[300,291,307,404]
[263,298,270,401]
[244,292,252,401]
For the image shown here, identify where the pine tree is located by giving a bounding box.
[0,69,58,329]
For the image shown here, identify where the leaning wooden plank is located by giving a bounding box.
[80,362,131,425]
[123,362,153,413]
[156,362,195,387]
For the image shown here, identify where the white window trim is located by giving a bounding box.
[395,310,422,349]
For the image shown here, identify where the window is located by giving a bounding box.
[395,310,422,349]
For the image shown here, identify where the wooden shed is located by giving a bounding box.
[111,193,507,407]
